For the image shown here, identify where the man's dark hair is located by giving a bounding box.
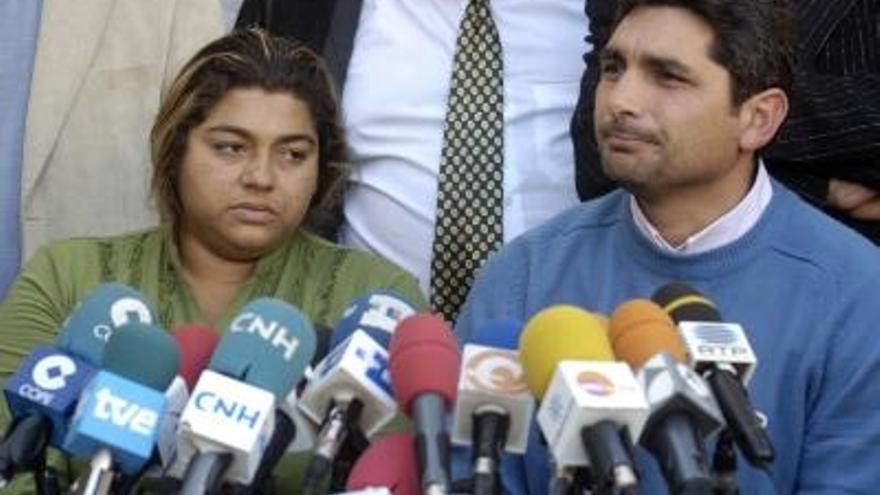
[616,0,797,105]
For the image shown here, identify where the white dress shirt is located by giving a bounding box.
[340,0,588,295]
[631,163,774,254]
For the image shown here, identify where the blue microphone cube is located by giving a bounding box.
[3,345,98,448]
[63,371,166,474]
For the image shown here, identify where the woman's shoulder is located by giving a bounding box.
[21,227,166,296]
[37,227,164,261]
[297,231,414,277]
[293,231,427,310]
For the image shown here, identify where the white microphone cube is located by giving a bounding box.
[677,321,757,384]
[157,376,189,471]
[451,344,534,454]
[538,361,649,468]
[298,330,396,437]
[280,387,317,453]
[636,352,724,439]
[174,370,276,484]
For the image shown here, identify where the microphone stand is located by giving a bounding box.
[549,461,575,495]
[712,429,739,495]
[179,452,233,495]
[471,409,509,495]
[34,458,61,495]
[580,421,639,495]
[328,425,369,493]
[302,399,364,495]
[70,449,115,495]
[0,414,52,487]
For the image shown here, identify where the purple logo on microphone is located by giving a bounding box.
[576,371,615,397]
[693,324,737,345]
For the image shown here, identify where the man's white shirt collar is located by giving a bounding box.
[630,162,773,254]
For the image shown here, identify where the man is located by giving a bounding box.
[572,0,880,243]
[0,0,227,299]
[458,0,880,493]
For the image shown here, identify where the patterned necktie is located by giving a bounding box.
[430,0,504,324]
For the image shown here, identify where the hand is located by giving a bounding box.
[827,179,880,220]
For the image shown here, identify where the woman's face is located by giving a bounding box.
[178,88,320,261]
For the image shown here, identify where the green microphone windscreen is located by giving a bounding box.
[101,322,180,391]
[210,298,317,401]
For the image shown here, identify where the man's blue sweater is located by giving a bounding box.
[456,182,880,494]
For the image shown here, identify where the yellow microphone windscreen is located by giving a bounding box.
[519,305,613,399]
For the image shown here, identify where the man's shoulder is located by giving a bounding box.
[513,190,628,249]
[770,185,880,283]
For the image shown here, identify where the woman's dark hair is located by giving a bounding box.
[150,27,346,238]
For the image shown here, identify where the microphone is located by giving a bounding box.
[521,305,646,495]
[451,319,533,495]
[0,283,155,486]
[330,290,418,349]
[57,283,157,363]
[63,321,179,491]
[173,325,220,392]
[346,432,420,495]
[298,293,410,494]
[174,298,316,494]
[149,325,222,474]
[389,313,461,495]
[652,282,773,469]
[609,299,724,495]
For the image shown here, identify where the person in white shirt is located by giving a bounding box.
[336,0,588,299]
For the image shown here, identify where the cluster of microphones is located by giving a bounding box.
[0,281,774,495]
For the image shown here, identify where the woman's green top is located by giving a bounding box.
[0,226,426,494]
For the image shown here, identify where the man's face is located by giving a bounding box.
[594,6,745,199]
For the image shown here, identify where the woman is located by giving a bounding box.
[0,28,425,493]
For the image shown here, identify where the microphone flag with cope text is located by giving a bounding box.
[0,283,155,486]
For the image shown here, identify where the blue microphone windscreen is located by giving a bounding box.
[101,323,180,391]
[331,290,417,349]
[56,283,157,364]
[210,298,317,400]
[472,318,524,350]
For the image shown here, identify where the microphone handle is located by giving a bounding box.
[711,429,740,495]
[0,413,51,484]
[179,452,233,495]
[34,465,61,495]
[328,426,369,493]
[645,412,714,495]
[580,420,639,494]
[707,368,774,468]
[412,394,451,492]
[548,463,574,495]
[235,410,297,494]
[78,449,115,495]
[472,410,509,495]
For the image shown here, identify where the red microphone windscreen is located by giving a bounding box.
[347,432,420,495]
[388,313,460,415]
[172,324,220,391]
